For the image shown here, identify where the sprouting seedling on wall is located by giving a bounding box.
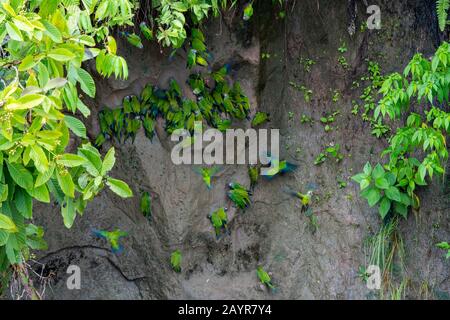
[193,166,223,190]
[140,192,152,219]
[256,266,277,292]
[227,183,252,210]
[92,228,128,254]
[171,250,182,273]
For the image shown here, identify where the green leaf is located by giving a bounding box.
[106,177,133,198]
[56,169,75,198]
[379,197,391,219]
[64,115,87,138]
[372,163,385,179]
[6,162,34,191]
[30,184,50,203]
[61,197,76,228]
[57,154,87,167]
[101,147,115,176]
[42,19,62,43]
[76,67,96,98]
[5,21,23,41]
[18,55,39,71]
[48,48,76,62]
[7,94,45,110]
[365,188,382,207]
[15,188,33,219]
[0,213,17,233]
[385,186,401,202]
[375,177,390,190]
[78,147,102,176]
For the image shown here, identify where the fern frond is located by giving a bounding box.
[437,0,450,32]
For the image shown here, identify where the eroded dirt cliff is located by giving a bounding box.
[30,0,449,299]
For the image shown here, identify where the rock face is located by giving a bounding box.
[31,0,448,299]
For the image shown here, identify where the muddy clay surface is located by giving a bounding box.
[28,0,449,299]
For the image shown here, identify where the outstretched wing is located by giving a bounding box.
[209,166,223,177]
[92,228,108,239]
[192,166,205,176]
[282,186,299,198]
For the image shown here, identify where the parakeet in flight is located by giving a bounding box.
[92,228,128,254]
[256,266,276,292]
[262,156,298,179]
[193,166,222,189]
[227,182,251,209]
[284,188,313,213]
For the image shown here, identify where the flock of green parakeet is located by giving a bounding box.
[93,25,308,292]
[96,70,257,147]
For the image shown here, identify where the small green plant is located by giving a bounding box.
[289,82,313,102]
[337,178,347,189]
[338,56,349,69]
[314,144,343,165]
[353,163,410,219]
[288,111,295,121]
[300,114,313,124]
[326,143,344,162]
[436,242,450,259]
[338,41,348,53]
[370,119,390,138]
[320,111,340,132]
[314,153,327,165]
[299,57,316,73]
[332,90,341,103]
[358,266,370,283]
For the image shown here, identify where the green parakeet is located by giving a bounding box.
[120,32,143,49]
[171,249,182,273]
[140,191,151,218]
[243,3,254,21]
[248,165,259,190]
[227,183,251,209]
[284,188,313,212]
[251,112,270,127]
[142,114,155,140]
[139,22,154,40]
[193,166,222,189]
[263,157,298,179]
[256,266,276,291]
[92,228,127,254]
[187,49,197,69]
[209,207,229,238]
